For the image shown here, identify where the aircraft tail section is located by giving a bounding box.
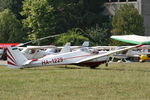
[82,41,89,47]
[7,46,28,68]
[59,43,71,54]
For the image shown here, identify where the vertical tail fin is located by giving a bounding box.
[7,46,28,68]
[59,43,71,54]
[82,41,89,47]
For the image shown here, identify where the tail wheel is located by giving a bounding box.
[1,52,7,60]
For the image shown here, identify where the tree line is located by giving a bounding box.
[0,0,145,46]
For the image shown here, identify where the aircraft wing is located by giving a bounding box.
[76,44,144,63]
[18,45,56,50]
[57,46,82,49]
[111,35,150,44]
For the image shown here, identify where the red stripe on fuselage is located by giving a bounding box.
[135,44,144,48]
[63,54,94,60]
[32,59,38,62]
[33,54,94,63]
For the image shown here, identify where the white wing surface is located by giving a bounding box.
[76,44,144,63]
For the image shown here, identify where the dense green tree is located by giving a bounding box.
[53,0,106,33]
[21,0,56,44]
[84,24,111,46]
[56,24,111,46]
[81,0,105,27]
[0,9,26,43]
[21,0,107,45]
[0,0,24,19]
[112,4,145,35]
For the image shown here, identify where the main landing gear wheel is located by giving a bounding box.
[105,62,108,67]
[139,60,145,63]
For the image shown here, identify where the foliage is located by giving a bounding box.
[21,0,56,44]
[112,4,145,36]
[84,24,111,46]
[0,0,24,19]
[56,28,89,46]
[80,0,105,28]
[0,9,26,43]
[53,0,106,33]
[0,0,110,45]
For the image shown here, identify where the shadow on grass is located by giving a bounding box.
[57,66,82,69]
[96,67,150,73]
[23,65,83,71]
[21,65,150,73]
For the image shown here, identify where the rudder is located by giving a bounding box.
[7,46,28,68]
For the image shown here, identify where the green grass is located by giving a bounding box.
[0,63,150,100]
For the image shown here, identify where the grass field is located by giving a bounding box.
[0,63,150,100]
